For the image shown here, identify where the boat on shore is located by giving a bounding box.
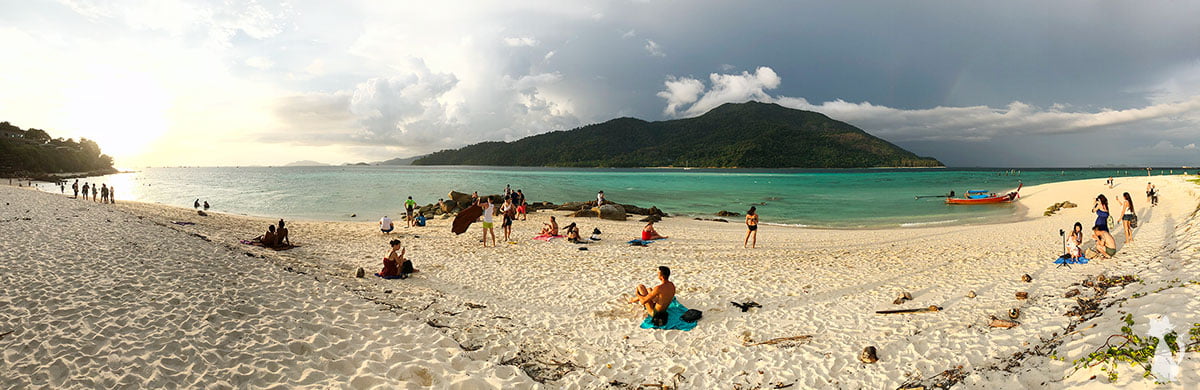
[946,183,1022,205]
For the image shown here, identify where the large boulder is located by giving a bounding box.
[529,201,557,210]
[556,201,595,211]
[440,199,458,213]
[569,208,598,218]
[647,206,667,217]
[716,210,741,217]
[419,204,438,216]
[597,204,626,221]
[448,191,473,207]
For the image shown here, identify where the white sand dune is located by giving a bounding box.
[2,175,1198,388]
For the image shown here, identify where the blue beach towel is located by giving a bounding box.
[640,298,697,331]
[1054,256,1089,265]
[627,238,666,246]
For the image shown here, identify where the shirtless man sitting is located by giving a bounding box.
[1085,226,1117,259]
[628,266,676,326]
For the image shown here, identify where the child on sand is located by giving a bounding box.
[1067,222,1084,259]
[628,266,676,327]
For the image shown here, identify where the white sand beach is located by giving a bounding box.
[2,175,1199,388]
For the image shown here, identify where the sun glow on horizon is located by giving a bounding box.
[59,68,171,160]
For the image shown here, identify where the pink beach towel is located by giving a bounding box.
[532,234,565,241]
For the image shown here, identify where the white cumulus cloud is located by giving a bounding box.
[503,36,539,47]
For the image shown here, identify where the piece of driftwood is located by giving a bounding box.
[744,335,813,346]
[989,316,1019,328]
[876,305,941,315]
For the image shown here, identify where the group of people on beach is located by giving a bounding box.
[70,179,115,203]
[252,219,292,249]
[1071,179,1148,260]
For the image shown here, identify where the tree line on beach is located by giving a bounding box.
[0,121,116,177]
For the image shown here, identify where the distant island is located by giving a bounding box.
[0,121,116,177]
[283,160,330,167]
[413,101,942,168]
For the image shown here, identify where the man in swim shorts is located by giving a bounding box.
[628,266,676,326]
[1086,225,1117,259]
[404,196,417,227]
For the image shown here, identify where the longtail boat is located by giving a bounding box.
[946,183,1022,205]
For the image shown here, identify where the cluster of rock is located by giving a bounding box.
[1043,200,1078,216]
[408,191,669,222]
[559,201,667,221]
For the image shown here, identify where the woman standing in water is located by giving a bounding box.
[1120,192,1136,244]
[744,206,759,248]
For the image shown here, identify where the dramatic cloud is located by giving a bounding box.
[660,66,1200,165]
[5,1,1200,166]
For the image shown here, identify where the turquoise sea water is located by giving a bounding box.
[59,166,1157,228]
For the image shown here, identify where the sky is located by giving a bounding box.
[2,0,1199,168]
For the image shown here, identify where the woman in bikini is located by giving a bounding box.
[1120,192,1136,244]
[744,206,759,248]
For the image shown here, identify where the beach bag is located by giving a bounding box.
[1130,214,1138,228]
[681,309,703,323]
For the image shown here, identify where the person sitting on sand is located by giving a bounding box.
[1067,222,1084,259]
[564,222,586,243]
[628,266,676,326]
[642,221,668,240]
[1085,226,1117,259]
[255,224,278,247]
[380,216,394,233]
[276,219,291,247]
[540,216,559,236]
[377,239,414,279]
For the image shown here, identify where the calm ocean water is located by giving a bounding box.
[54,166,1160,228]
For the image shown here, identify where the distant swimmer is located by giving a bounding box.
[744,206,759,248]
[194,199,200,209]
[203,201,210,210]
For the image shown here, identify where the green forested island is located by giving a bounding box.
[0,121,116,177]
[413,101,942,168]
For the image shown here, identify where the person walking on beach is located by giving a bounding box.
[1093,195,1110,232]
[404,196,417,227]
[744,206,759,248]
[516,190,527,220]
[109,186,115,203]
[480,198,496,247]
[628,266,676,327]
[1120,192,1136,244]
[82,182,89,200]
[501,197,516,242]
[100,184,108,203]
[72,180,78,198]
[91,185,97,202]
[380,216,394,233]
